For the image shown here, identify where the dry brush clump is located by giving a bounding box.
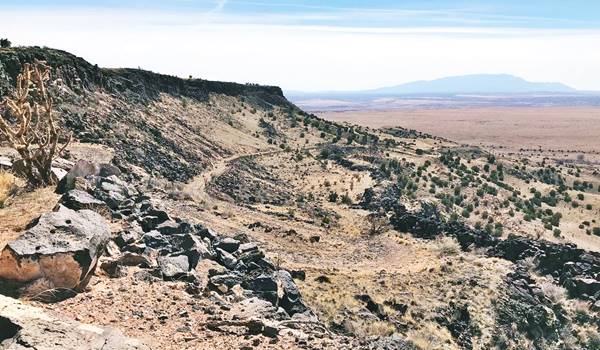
[0,61,71,187]
[0,171,20,207]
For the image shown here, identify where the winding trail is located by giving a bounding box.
[185,145,327,198]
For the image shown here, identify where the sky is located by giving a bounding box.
[1,1,600,91]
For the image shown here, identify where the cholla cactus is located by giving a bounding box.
[0,60,71,186]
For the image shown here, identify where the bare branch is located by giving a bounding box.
[0,61,71,187]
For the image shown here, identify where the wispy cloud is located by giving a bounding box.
[210,0,227,14]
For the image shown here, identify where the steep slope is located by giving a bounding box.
[0,47,299,182]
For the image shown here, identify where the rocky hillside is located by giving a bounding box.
[0,47,300,182]
[1,46,600,350]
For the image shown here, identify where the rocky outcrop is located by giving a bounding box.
[493,267,568,349]
[0,47,297,182]
[0,206,110,301]
[386,200,600,303]
[57,163,313,318]
[0,294,148,349]
[491,236,600,302]
[208,158,293,206]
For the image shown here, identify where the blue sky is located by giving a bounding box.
[2,1,600,90]
[6,0,600,28]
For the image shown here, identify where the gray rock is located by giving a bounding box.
[0,205,110,300]
[50,167,68,182]
[141,230,169,249]
[275,270,311,315]
[0,294,148,349]
[572,277,600,296]
[216,248,238,270]
[118,252,153,268]
[114,226,143,248]
[57,160,120,194]
[215,237,240,254]
[156,220,181,235]
[209,273,244,289]
[156,255,190,280]
[236,243,265,265]
[60,190,107,212]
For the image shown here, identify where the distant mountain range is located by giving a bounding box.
[287,74,578,98]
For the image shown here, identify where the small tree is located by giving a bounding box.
[0,61,71,187]
[0,38,11,48]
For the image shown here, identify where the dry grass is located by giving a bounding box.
[0,171,20,208]
[0,186,59,248]
[539,281,567,304]
[434,236,461,257]
[406,321,454,349]
[346,320,396,338]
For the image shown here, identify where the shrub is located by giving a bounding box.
[328,192,338,203]
[340,194,353,205]
[435,237,460,257]
[540,282,566,304]
[553,228,561,237]
[0,38,11,48]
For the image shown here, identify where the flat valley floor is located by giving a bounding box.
[320,107,600,159]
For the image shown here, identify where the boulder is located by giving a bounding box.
[273,270,311,315]
[0,206,110,301]
[0,294,149,349]
[50,167,68,182]
[59,190,107,212]
[141,231,169,249]
[216,248,238,270]
[215,238,240,254]
[114,226,143,248]
[156,220,181,235]
[56,160,121,194]
[209,273,244,290]
[570,277,600,297]
[156,255,190,280]
[236,243,265,265]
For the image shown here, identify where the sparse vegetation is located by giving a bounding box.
[0,61,71,187]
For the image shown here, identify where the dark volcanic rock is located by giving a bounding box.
[216,248,238,270]
[495,268,565,349]
[60,189,107,212]
[435,303,480,350]
[215,237,240,254]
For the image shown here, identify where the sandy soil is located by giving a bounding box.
[320,107,600,155]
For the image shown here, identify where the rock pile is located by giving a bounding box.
[387,202,600,304]
[20,161,313,319]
